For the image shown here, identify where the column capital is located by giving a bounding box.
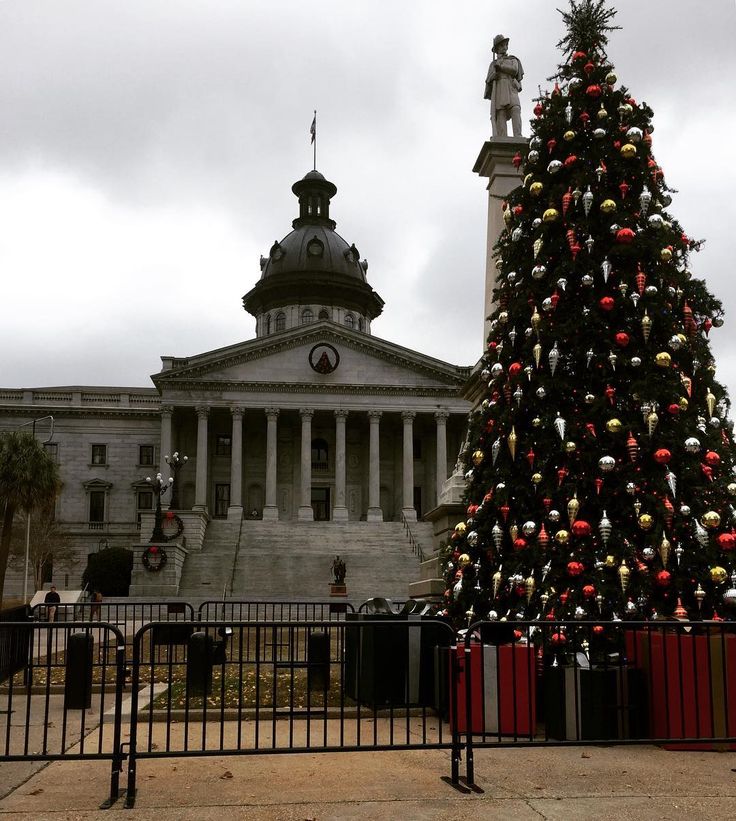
[367,410,383,421]
[401,410,416,422]
[334,409,349,419]
[195,405,210,419]
[264,407,280,419]
[160,404,174,417]
[434,410,450,423]
[299,408,315,419]
[230,406,245,419]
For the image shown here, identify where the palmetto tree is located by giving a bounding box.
[0,431,60,605]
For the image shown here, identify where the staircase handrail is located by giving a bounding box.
[400,512,424,563]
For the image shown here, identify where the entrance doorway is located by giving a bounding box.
[312,487,330,521]
[214,483,230,518]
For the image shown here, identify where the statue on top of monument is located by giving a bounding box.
[484,34,524,138]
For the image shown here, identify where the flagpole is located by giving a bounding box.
[313,110,317,170]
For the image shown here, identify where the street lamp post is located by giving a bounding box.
[164,452,188,509]
[146,473,173,543]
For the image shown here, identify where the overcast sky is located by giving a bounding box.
[1,0,735,396]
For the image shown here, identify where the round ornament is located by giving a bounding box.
[711,566,728,584]
[600,199,617,214]
[616,228,635,244]
[555,529,570,545]
[684,437,700,454]
[620,144,637,159]
[655,352,671,368]
[530,182,544,197]
[598,455,616,472]
[572,520,592,537]
[567,560,584,576]
[704,451,721,467]
[472,450,484,466]
[638,513,654,531]
[702,511,721,530]
[653,448,672,465]
[606,418,622,433]
[543,208,560,223]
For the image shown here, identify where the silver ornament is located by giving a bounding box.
[467,530,479,547]
[512,227,523,242]
[679,504,691,517]
[601,258,612,283]
[684,437,700,454]
[724,589,736,608]
[598,455,616,473]
[527,149,540,164]
[581,274,594,287]
[694,519,709,548]
[548,510,561,523]
[599,511,612,544]
[583,186,594,216]
[648,214,664,229]
[639,185,651,216]
[522,520,537,536]
[557,277,567,291]
[491,363,503,379]
[492,523,504,550]
[542,297,554,312]
[554,414,567,440]
[532,264,547,280]
[666,471,677,497]
[492,438,501,465]
[642,547,655,561]
[536,387,547,399]
[549,343,560,376]
[547,160,563,174]
[630,356,642,367]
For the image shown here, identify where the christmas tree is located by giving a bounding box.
[445,0,736,627]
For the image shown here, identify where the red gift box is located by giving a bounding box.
[449,643,536,736]
[626,629,736,750]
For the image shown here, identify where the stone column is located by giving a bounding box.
[434,410,450,507]
[367,410,382,522]
[474,136,528,343]
[228,406,244,520]
[262,408,279,521]
[298,408,314,521]
[159,405,173,507]
[333,409,349,522]
[401,411,417,521]
[193,405,209,512]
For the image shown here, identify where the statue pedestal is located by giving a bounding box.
[474,136,528,343]
[330,583,348,597]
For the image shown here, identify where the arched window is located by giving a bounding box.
[275,312,286,332]
[318,309,329,321]
[265,314,271,335]
[358,317,364,332]
[301,308,314,325]
[344,313,355,329]
[311,438,328,471]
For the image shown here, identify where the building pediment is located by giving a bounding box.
[152,323,471,392]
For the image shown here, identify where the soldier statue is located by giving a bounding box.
[485,34,524,137]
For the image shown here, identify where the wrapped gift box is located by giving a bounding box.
[626,629,736,750]
[448,643,536,736]
[543,664,647,741]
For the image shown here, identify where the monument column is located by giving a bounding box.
[434,410,450,507]
[193,405,210,512]
[228,407,244,520]
[333,409,349,522]
[159,405,173,506]
[298,408,314,521]
[262,408,279,521]
[367,410,382,522]
[401,411,417,521]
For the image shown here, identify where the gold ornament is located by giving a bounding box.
[472,449,484,466]
[567,495,580,526]
[620,143,637,159]
[531,472,543,485]
[655,351,671,368]
[509,523,518,541]
[702,511,721,530]
[706,388,716,417]
[600,199,617,214]
[543,208,559,223]
[606,418,622,434]
[641,312,652,343]
[508,427,518,460]
[660,247,673,262]
[695,583,706,609]
[647,411,659,436]
[498,311,509,324]
[531,310,541,331]
[563,130,575,142]
[455,522,467,535]
[638,513,654,531]
[618,562,630,592]
[564,441,577,454]
[532,417,542,427]
[679,397,689,411]
[492,569,502,598]
[555,529,570,545]
[503,207,512,227]
[605,555,616,568]
[525,576,535,602]
[530,181,544,197]
[458,553,471,567]
[597,104,608,120]
[659,535,671,567]
[711,566,728,585]
[533,343,542,367]
[605,72,617,85]
[533,237,543,258]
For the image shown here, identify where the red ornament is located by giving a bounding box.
[572,520,592,537]
[627,433,639,463]
[165,510,175,520]
[616,228,636,244]
[605,385,616,404]
[585,422,596,437]
[635,267,646,295]
[564,154,577,167]
[513,205,523,217]
[572,50,587,61]
[595,477,604,495]
[655,570,672,587]
[701,463,714,481]
[557,467,568,487]
[526,448,535,468]
[508,361,522,378]
[547,138,557,154]
[538,525,549,549]
[704,451,721,467]
[592,624,605,635]
[579,111,590,125]
[717,533,736,551]
[500,504,510,521]
[667,403,680,416]
[653,448,672,465]
[562,187,573,215]
[567,561,584,577]
[599,296,615,312]
[534,101,543,117]
[615,332,629,347]
[582,584,596,599]
[584,61,595,75]
[512,152,522,169]
[513,538,528,552]
[467,504,478,516]
[586,84,602,98]
[619,181,630,199]
[683,303,696,336]
[483,492,493,504]
[704,318,713,335]
[551,631,567,645]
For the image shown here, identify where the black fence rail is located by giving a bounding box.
[458,620,736,785]
[124,617,460,807]
[0,621,126,807]
[197,600,355,622]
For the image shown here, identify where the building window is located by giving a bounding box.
[215,435,232,456]
[89,490,106,525]
[91,444,107,465]
[136,490,153,529]
[275,311,286,332]
[318,309,329,321]
[214,484,230,518]
[311,438,328,472]
[344,313,355,329]
[358,317,364,332]
[301,308,314,325]
[139,445,154,466]
[43,443,58,462]
[265,314,272,334]
[413,437,422,460]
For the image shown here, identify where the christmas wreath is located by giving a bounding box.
[142,545,168,572]
[160,511,184,542]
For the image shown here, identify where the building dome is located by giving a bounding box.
[242,170,384,337]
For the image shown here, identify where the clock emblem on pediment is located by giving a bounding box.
[309,343,340,374]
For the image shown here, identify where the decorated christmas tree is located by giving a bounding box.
[444,0,736,627]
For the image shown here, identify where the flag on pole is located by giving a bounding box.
[310,112,316,144]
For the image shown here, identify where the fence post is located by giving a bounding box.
[464,633,475,786]
[102,627,126,808]
[124,626,144,809]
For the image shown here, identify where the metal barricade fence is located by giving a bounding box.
[458,619,736,785]
[124,617,460,807]
[0,621,126,807]
[197,600,355,622]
